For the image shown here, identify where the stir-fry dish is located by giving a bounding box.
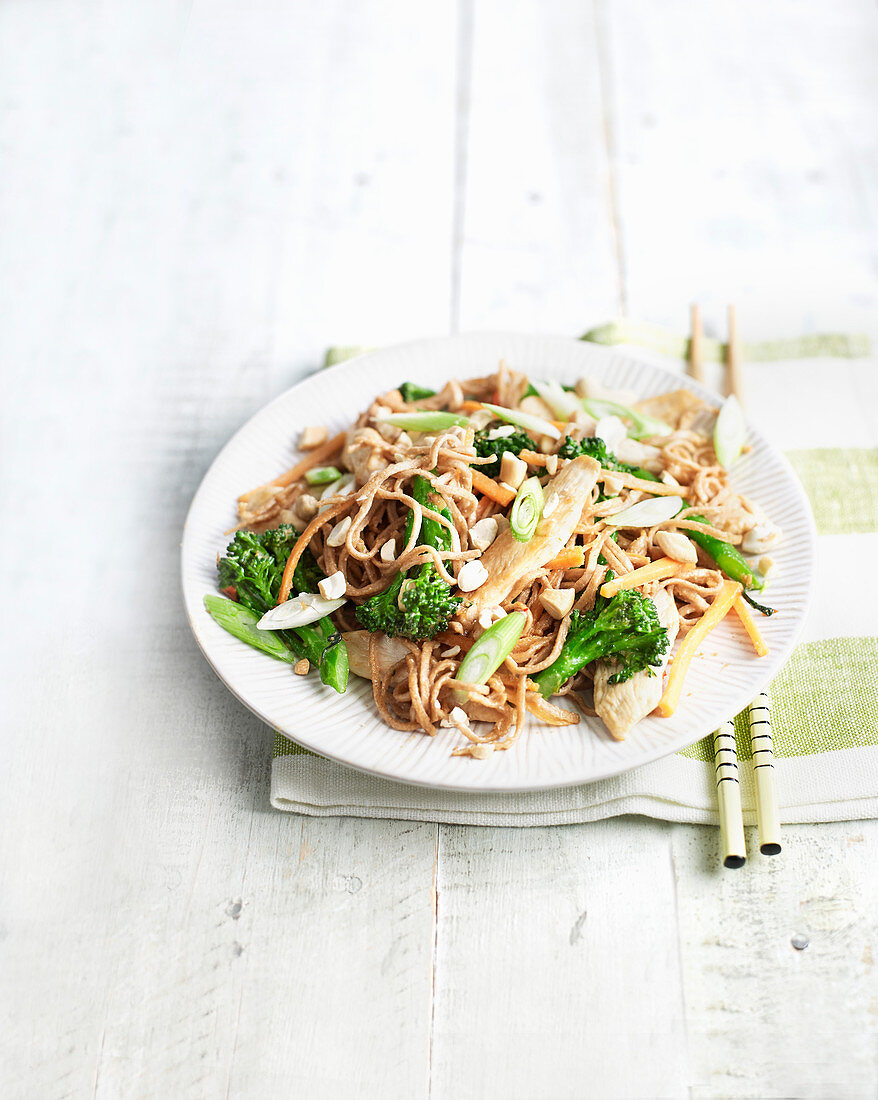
[206,362,780,758]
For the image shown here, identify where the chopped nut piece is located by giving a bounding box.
[486,424,517,440]
[299,425,328,450]
[477,606,506,630]
[295,493,319,521]
[544,454,558,476]
[457,560,489,592]
[326,515,352,547]
[380,538,397,562]
[469,517,499,552]
[539,587,576,619]
[318,570,347,600]
[470,742,494,759]
[294,659,310,675]
[654,530,698,563]
[500,451,528,489]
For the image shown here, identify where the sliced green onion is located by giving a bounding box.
[379,411,470,432]
[203,595,294,663]
[713,394,746,469]
[481,402,561,440]
[257,592,347,630]
[580,398,671,440]
[305,465,343,485]
[530,378,580,420]
[454,612,526,701]
[606,495,683,527]
[510,476,545,543]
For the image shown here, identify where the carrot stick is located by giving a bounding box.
[470,468,516,506]
[656,580,743,717]
[460,400,484,414]
[545,547,585,571]
[732,596,769,657]
[237,431,346,504]
[519,449,549,467]
[600,557,693,598]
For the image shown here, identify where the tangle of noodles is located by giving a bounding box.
[232,365,772,756]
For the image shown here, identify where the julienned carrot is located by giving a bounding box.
[237,431,346,504]
[460,400,484,414]
[600,557,693,599]
[656,579,743,717]
[470,468,516,506]
[519,449,549,466]
[545,547,585,571]
[732,596,769,657]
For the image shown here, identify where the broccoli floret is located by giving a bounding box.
[399,382,437,403]
[531,587,669,698]
[473,425,537,477]
[217,526,348,692]
[355,475,461,639]
[558,435,659,482]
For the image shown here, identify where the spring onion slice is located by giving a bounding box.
[606,495,683,528]
[713,394,746,469]
[530,378,581,420]
[203,595,294,662]
[580,398,671,440]
[481,402,561,440]
[380,411,470,431]
[510,476,545,543]
[257,592,347,630]
[305,465,343,485]
[454,612,526,701]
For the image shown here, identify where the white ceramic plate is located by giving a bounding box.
[182,333,816,792]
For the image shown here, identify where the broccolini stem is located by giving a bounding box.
[531,638,609,698]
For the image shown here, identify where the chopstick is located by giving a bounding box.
[726,304,744,402]
[748,692,782,854]
[713,720,747,868]
[689,304,705,382]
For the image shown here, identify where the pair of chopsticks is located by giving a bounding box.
[688,305,782,868]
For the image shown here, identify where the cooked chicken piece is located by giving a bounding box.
[343,631,409,679]
[343,427,388,485]
[459,456,600,622]
[633,388,708,432]
[592,587,679,741]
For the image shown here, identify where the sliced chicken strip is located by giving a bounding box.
[592,587,680,741]
[459,456,600,622]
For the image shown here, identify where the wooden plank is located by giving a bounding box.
[672,820,878,1099]
[429,821,689,1099]
[455,0,621,334]
[601,0,878,339]
[0,0,455,1096]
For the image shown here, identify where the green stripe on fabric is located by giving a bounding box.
[582,321,871,361]
[273,732,315,758]
[786,449,878,534]
[680,637,878,762]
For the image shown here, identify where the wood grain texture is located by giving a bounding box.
[2,0,878,1097]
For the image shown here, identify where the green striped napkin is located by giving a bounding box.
[270,327,878,825]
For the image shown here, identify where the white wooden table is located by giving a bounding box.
[3,3,878,1097]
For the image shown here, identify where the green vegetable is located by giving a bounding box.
[481,402,561,440]
[454,612,526,700]
[713,394,746,469]
[530,378,581,419]
[355,476,462,639]
[399,382,437,403]
[510,477,544,543]
[380,411,470,432]
[305,465,343,485]
[473,425,537,478]
[217,526,349,692]
[532,587,670,697]
[558,435,657,481]
[742,590,775,617]
[203,595,295,663]
[580,397,671,440]
[559,435,764,590]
